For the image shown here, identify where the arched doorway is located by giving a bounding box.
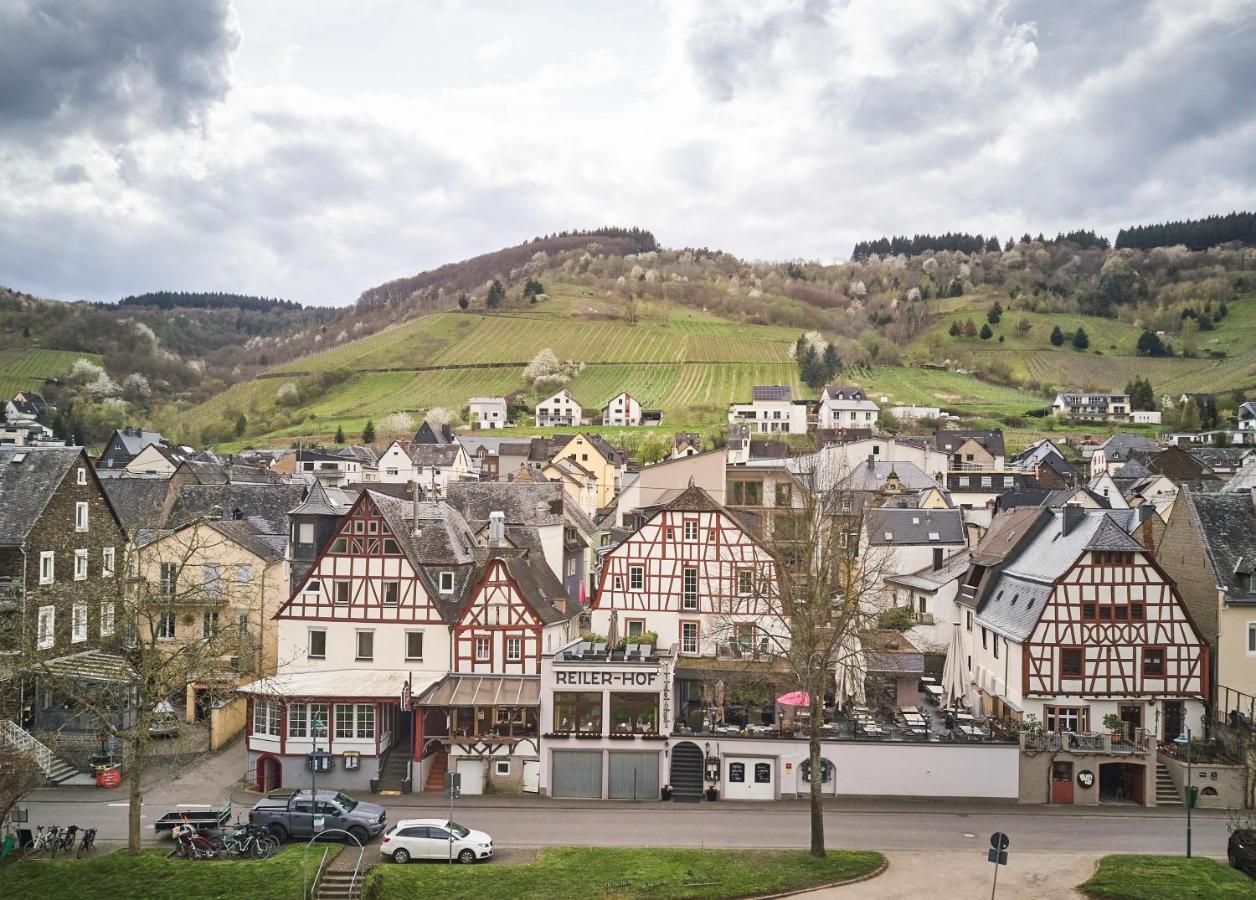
[1099,762,1144,805]
[257,754,282,793]
[669,741,704,802]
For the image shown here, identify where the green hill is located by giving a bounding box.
[0,347,101,403]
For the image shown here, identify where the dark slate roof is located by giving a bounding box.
[930,429,1006,458]
[445,482,564,526]
[7,397,42,417]
[1100,433,1159,460]
[1189,447,1252,472]
[101,477,171,534]
[369,491,476,567]
[180,459,276,485]
[664,483,722,512]
[1085,516,1145,552]
[821,384,866,400]
[289,480,353,517]
[205,518,286,561]
[410,443,463,467]
[976,576,1054,642]
[109,428,167,456]
[296,448,350,464]
[340,445,379,466]
[749,439,791,460]
[1188,491,1256,602]
[843,460,943,492]
[167,483,305,534]
[0,446,83,544]
[413,421,454,445]
[865,508,965,545]
[751,385,792,402]
[887,547,973,591]
[584,434,626,467]
[460,550,573,626]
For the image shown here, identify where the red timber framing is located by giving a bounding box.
[592,508,778,616]
[274,491,448,625]
[245,694,396,758]
[1022,549,1208,699]
[453,558,544,675]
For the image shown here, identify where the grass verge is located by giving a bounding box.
[0,844,340,900]
[363,846,885,899]
[1079,854,1254,899]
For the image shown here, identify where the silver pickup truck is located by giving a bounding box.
[249,789,387,844]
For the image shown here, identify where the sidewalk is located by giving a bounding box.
[804,851,1099,899]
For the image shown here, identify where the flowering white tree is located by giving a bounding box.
[376,411,416,444]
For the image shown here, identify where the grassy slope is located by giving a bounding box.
[0,347,101,402]
[1079,854,1255,899]
[366,847,885,900]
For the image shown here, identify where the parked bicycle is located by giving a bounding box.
[52,825,78,858]
[22,825,61,857]
[171,824,223,860]
[221,822,278,860]
[76,828,97,858]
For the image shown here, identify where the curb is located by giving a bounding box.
[754,856,890,899]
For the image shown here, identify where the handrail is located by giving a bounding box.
[309,846,330,900]
[348,842,366,899]
[1,719,54,775]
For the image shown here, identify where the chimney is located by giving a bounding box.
[411,479,421,537]
[209,504,223,520]
[554,595,567,615]
[489,510,506,546]
[1061,503,1085,536]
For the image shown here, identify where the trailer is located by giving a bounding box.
[153,804,231,835]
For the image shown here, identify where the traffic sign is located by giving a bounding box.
[987,848,1008,865]
[990,832,1010,851]
[445,771,462,799]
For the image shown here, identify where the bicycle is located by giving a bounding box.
[172,824,223,860]
[221,823,277,860]
[52,825,78,858]
[22,825,61,858]
[76,828,97,858]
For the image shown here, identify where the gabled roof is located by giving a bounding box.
[445,481,564,526]
[409,443,463,467]
[886,547,972,592]
[972,507,1050,566]
[930,429,1006,458]
[0,446,87,545]
[167,483,305,534]
[1184,490,1256,601]
[101,477,171,534]
[458,550,574,627]
[413,421,454,445]
[6,396,43,417]
[1222,456,1256,493]
[368,491,476,568]
[289,479,354,517]
[663,483,722,512]
[842,459,943,493]
[820,384,866,401]
[1085,516,1145,552]
[107,428,167,456]
[865,508,965,545]
[1099,433,1158,460]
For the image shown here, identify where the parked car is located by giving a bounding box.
[379,819,493,864]
[148,702,180,739]
[249,789,386,845]
[1229,828,1256,877]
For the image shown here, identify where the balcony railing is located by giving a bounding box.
[1020,731,1150,754]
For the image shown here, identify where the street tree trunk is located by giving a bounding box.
[809,684,825,857]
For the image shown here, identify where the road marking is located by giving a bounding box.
[108,803,130,807]
[176,804,212,808]
[962,833,976,838]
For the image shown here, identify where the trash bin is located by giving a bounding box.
[95,763,122,789]
[1186,786,1198,808]
[16,828,32,850]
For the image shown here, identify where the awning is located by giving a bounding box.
[237,669,440,702]
[415,674,540,708]
[40,650,137,684]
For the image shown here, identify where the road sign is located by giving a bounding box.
[445,771,461,799]
[987,832,1010,899]
[990,832,1010,851]
[987,848,1008,865]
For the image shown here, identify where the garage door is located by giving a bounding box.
[608,751,660,800]
[724,756,775,801]
[551,751,602,799]
[455,758,485,795]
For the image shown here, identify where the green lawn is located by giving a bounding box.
[364,847,884,900]
[0,346,101,402]
[1079,854,1255,899]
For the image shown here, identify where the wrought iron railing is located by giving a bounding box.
[1,719,54,776]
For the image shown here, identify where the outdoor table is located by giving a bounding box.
[920,676,938,685]
[955,712,976,723]
[959,725,984,738]
[900,706,919,715]
[925,685,943,698]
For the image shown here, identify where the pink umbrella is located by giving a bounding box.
[776,691,811,707]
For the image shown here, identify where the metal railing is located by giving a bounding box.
[308,846,331,900]
[1216,686,1256,730]
[1,719,55,776]
[1020,731,1150,753]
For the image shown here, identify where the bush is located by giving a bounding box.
[878,606,915,632]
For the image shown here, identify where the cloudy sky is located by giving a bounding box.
[1,1,1253,306]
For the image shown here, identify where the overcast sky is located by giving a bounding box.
[1,1,1253,307]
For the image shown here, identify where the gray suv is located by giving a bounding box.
[249,789,387,845]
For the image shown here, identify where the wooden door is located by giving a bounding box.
[1163,701,1183,741]
[1051,761,1074,804]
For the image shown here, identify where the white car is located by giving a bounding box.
[379,818,493,864]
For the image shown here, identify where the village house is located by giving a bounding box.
[468,397,508,430]
[272,447,362,487]
[864,507,967,596]
[0,421,62,447]
[1052,393,1131,423]
[727,385,809,435]
[5,391,48,423]
[96,427,170,470]
[409,441,472,499]
[601,391,642,427]
[1089,433,1159,478]
[534,389,583,428]
[930,429,1006,470]
[374,440,417,484]
[815,384,880,431]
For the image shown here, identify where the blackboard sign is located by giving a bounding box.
[754,763,771,783]
[728,763,745,783]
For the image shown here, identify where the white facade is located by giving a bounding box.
[890,405,943,422]
[728,387,809,435]
[376,441,418,483]
[1130,410,1162,425]
[816,385,880,431]
[469,397,508,429]
[601,392,642,427]
[535,389,583,428]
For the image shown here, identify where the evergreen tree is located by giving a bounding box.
[948,278,965,298]
[235,414,247,437]
[984,236,1001,252]
[1200,396,1219,430]
[800,346,826,390]
[334,425,346,444]
[979,323,993,340]
[1004,237,1015,251]
[1049,325,1065,346]
[486,279,505,309]
[522,277,544,301]
[948,321,962,337]
[362,419,376,444]
[963,319,978,338]
[1179,398,1202,432]
[1124,376,1157,411]
[1136,329,1172,357]
[821,343,842,383]
[1071,327,1089,349]
[457,293,469,310]
[987,302,1003,325]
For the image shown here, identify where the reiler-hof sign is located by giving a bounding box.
[554,670,658,687]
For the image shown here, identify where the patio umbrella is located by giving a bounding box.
[834,634,866,706]
[776,690,811,707]
[606,609,619,649]
[941,623,970,709]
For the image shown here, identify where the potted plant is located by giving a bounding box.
[660,784,673,801]
[705,785,719,801]
[1102,714,1125,740]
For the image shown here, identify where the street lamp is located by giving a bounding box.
[311,711,327,808]
[1173,726,1192,858]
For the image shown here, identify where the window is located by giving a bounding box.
[298,522,315,544]
[75,501,89,532]
[683,520,698,541]
[382,581,399,606]
[681,621,699,654]
[308,629,327,659]
[1142,647,1165,677]
[201,611,219,639]
[981,627,988,650]
[335,703,375,740]
[202,564,222,600]
[77,467,87,485]
[237,613,248,635]
[506,637,522,661]
[37,606,54,649]
[334,581,351,605]
[1082,602,1096,621]
[775,483,792,507]
[253,700,280,737]
[553,692,602,734]
[405,631,424,661]
[610,692,659,734]
[730,481,762,505]
[288,702,308,738]
[304,579,321,594]
[1044,705,1088,734]
[100,602,115,636]
[74,549,88,581]
[157,612,176,640]
[626,619,645,638]
[331,537,348,554]
[71,603,87,642]
[993,636,1000,659]
[439,572,454,594]
[475,636,491,661]
[234,564,253,584]
[102,547,115,578]
[1060,647,1083,677]
[383,538,400,555]
[735,622,757,654]
[1248,622,1256,656]
[681,567,699,610]
[355,630,374,661]
[965,610,973,631]
[39,551,54,585]
[159,562,177,598]
[932,548,944,571]
[495,760,511,777]
[628,566,644,591]
[737,569,753,596]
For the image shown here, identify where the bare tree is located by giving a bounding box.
[708,454,894,857]
[0,744,37,831]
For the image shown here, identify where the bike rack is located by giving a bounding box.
[301,829,364,900]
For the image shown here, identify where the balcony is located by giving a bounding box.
[1020,730,1151,755]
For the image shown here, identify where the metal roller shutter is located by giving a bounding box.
[551,751,603,799]
[608,751,660,800]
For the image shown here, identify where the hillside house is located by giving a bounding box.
[728,385,809,435]
[535,390,583,428]
[931,429,1006,471]
[5,391,48,423]
[468,397,508,430]
[272,448,361,487]
[815,384,879,431]
[1052,393,1131,423]
[97,427,170,470]
[1239,401,1256,432]
[1089,434,1159,478]
[601,392,642,427]
[409,442,472,499]
[0,421,62,447]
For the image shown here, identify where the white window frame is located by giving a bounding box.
[355,629,374,661]
[71,603,88,643]
[157,612,176,640]
[382,581,400,606]
[682,567,699,610]
[76,467,87,485]
[102,547,115,578]
[202,611,219,639]
[506,636,522,661]
[475,636,491,662]
[37,605,54,649]
[100,601,115,637]
[495,760,511,777]
[75,501,89,532]
[683,520,698,541]
[404,630,424,661]
[74,548,88,581]
[681,621,699,655]
[628,566,644,591]
[308,628,327,659]
[39,551,54,585]
[439,572,454,594]
[253,700,280,737]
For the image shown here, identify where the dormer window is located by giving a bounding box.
[439,572,454,594]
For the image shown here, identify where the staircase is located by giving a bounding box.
[376,749,411,794]
[315,869,364,900]
[424,749,449,793]
[669,744,704,803]
[1155,762,1182,806]
[1,720,92,786]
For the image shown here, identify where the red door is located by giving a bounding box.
[1051,761,1074,804]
